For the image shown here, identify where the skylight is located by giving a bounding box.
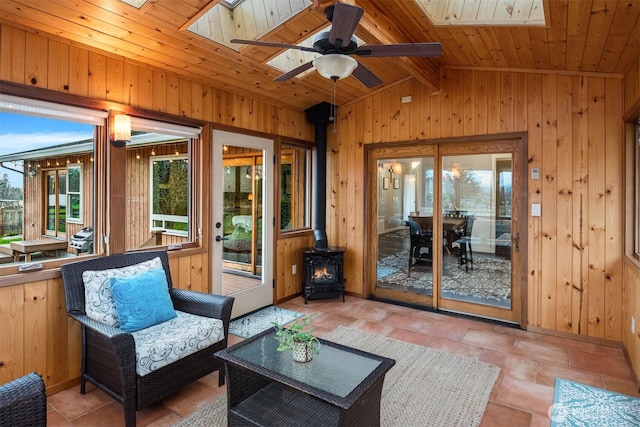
[187,0,309,51]
[219,0,245,10]
[120,0,148,8]
[415,0,545,26]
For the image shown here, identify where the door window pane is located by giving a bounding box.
[376,157,435,298]
[441,154,512,309]
[222,154,263,275]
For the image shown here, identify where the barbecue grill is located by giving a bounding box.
[69,227,93,255]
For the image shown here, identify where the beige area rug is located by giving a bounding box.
[176,326,501,427]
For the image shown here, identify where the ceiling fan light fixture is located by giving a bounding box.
[313,54,358,81]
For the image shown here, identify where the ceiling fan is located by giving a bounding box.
[230,2,442,88]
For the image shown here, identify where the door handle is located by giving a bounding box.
[215,235,228,242]
[512,232,519,252]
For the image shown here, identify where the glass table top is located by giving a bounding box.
[229,330,383,398]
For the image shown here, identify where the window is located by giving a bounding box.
[151,155,188,236]
[67,164,82,223]
[625,117,640,261]
[125,117,200,250]
[0,94,101,265]
[280,143,311,231]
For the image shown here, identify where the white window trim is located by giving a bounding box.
[66,163,83,224]
[130,117,200,138]
[0,94,107,124]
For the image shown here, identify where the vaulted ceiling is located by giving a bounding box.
[1,0,639,111]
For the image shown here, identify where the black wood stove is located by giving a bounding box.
[303,102,346,304]
[302,247,345,304]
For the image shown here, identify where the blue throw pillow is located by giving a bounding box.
[109,268,177,332]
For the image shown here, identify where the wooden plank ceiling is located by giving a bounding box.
[0,0,638,112]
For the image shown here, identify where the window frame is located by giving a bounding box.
[625,114,640,263]
[66,163,83,224]
[0,87,205,276]
[635,119,640,258]
[279,139,313,234]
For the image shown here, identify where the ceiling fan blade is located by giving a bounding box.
[230,38,316,53]
[354,43,442,57]
[327,3,364,49]
[351,62,383,88]
[273,61,315,82]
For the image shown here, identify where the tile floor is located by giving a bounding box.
[45,296,639,426]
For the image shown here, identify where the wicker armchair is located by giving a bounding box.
[60,250,234,427]
[0,372,47,427]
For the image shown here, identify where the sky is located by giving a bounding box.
[0,112,94,187]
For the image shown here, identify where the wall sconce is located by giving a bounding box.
[451,162,461,180]
[135,150,141,160]
[111,113,131,147]
[245,167,252,179]
[248,193,253,201]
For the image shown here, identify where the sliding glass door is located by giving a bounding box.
[368,138,525,325]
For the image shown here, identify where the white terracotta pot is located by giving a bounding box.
[292,340,314,363]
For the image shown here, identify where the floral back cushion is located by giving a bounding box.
[82,257,164,327]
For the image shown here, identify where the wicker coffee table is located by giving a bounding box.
[215,328,395,426]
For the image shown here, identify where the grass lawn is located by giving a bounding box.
[0,236,23,245]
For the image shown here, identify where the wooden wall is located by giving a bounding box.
[0,251,210,392]
[0,22,314,392]
[328,68,625,343]
[0,18,636,390]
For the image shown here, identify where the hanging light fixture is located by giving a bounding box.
[135,150,141,160]
[312,55,358,81]
[313,55,357,134]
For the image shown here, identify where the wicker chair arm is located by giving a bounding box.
[170,289,234,322]
[0,372,47,427]
[68,312,126,338]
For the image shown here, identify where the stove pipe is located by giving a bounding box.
[305,102,334,250]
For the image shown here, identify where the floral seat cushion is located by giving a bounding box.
[131,311,225,377]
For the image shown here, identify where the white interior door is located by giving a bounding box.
[212,129,273,318]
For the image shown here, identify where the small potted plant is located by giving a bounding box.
[273,314,320,363]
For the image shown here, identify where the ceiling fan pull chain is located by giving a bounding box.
[331,79,337,134]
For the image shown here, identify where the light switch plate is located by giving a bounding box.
[531,203,541,216]
[531,167,540,180]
